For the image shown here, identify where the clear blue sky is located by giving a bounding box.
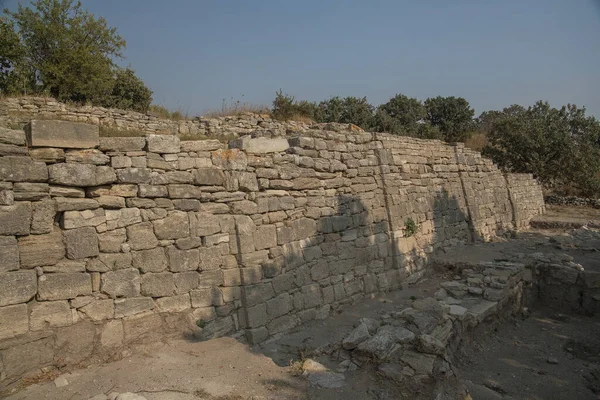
[4,0,600,117]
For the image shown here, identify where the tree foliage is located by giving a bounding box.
[107,67,152,112]
[314,96,374,129]
[424,96,475,142]
[2,0,152,111]
[483,101,600,196]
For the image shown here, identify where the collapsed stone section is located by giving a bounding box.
[0,121,544,383]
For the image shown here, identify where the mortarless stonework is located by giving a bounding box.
[0,118,545,383]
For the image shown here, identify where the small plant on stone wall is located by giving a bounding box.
[196,319,206,328]
[404,218,418,237]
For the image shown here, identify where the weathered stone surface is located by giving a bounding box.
[31,199,56,234]
[0,156,48,182]
[48,163,96,186]
[174,271,200,294]
[28,120,99,148]
[29,300,73,330]
[101,268,140,298]
[0,304,29,340]
[0,202,32,235]
[266,293,291,319]
[229,137,289,154]
[211,149,247,170]
[116,168,152,184]
[80,299,114,321]
[147,134,180,154]
[62,208,105,229]
[29,148,65,163]
[98,228,127,252]
[180,140,223,152]
[0,127,26,146]
[132,247,168,273]
[167,247,199,272]
[156,294,190,313]
[141,272,176,297]
[0,189,14,205]
[37,273,91,301]
[126,222,158,250]
[64,227,99,259]
[243,283,275,307]
[0,236,19,272]
[100,320,124,348]
[190,287,220,307]
[99,137,146,152]
[114,297,154,318]
[88,253,133,272]
[400,351,436,375]
[189,212,222,236]
[194,168,225,186]
[65,149,110,165]
[153,211,189,240]
[342,323,371,350]
[0,271,37,306]
[18,231,65,268]
[55,197,98,211]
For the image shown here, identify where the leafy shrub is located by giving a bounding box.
[272,89,316,121]
[404,218,418,237]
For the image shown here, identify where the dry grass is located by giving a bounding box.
[148,104,189,121]
[465,132,488,152]
[202,97,270,118]
[284,113,315,124]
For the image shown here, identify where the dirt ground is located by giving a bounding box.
[4,207,600,400]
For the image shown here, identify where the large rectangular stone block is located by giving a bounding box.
[0,203,32,236]
[64,227,99,259]
[0,304,29,340]
[141,272,176,297]
[29,300,73,330]
[101,268,140,298]
[0,156,48,182]
[28,120,99,148]
[147,134,180,154]
[18,231,65,267]
[114,297,154,318]
[0,236,19,272]
[0,271,37,307]
[37,273,91,300]
[229,137,289,154]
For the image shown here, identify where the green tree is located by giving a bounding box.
[4,0,151,109]
[483,101,600,196]
[0,17,30,94]
[314,96,374,129]
[107,67,152,112]
[424,96,475,142]
[272,89,316,121]
[374,94,427,135]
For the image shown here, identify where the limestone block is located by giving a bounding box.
[140,272,176,297]
[267,314,296,335]
[114,297,154,318]
[13,182,49,201]
[80,299,114,321]
[48,163,96,186]
[31,199,56,234]
[65,149,110,165]
[254,225,277,250]
[0,143,29,156]
[64,227,99,259]
[55,197,98,211]
[229,137,289,154]
[189,212,221,236]
[29,300,73,330]
[0,202,32,235]
[126,222,158,250]
[0,189,14,205]
[266,293,291,319]
[98,228,127,252]
[190,287,221,307]
[111,156,132,168]
[116,168,152,184]
[37,273,91,300]
[97,195,125,209]
[211,149,247,170]
[147,134,180,154]
[29,148,65,163]
[62,209,105,229]
[174,271,200,294]
[138,184,168,198]
[0,156,48,182]
[101,268,140,298]
[0,304,29,340]
[153,211,189,240]
[243,283,275,307]
[193,168,225,186]
[106,208,142,230]
[88,253,133,272]
[180,140,223,152]
[167,247,199,272]
[0,127,26,146]
[28,120,99,148]
[0,236,19,272]
[99,137,146,152]
[156,294,191,313]
[18,231,65,267]
[0,271,37,306]
[245,326,269,344]
[132,247,168,273]
[246,303,268,328]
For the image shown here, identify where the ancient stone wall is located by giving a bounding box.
[0,120,544,383]
[0,97,308,138]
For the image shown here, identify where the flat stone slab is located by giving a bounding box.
[28,120,99,149]
[229,137,289,154]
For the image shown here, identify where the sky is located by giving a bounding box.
[3,0,600,117]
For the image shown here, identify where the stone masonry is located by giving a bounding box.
[0,118,544,384]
